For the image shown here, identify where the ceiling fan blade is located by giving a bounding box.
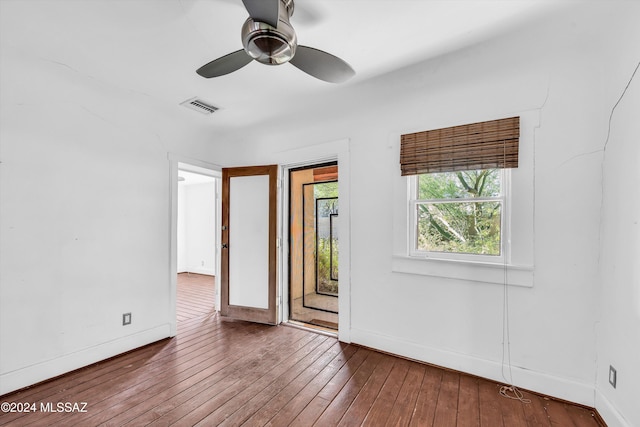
[289,46,355,83]
[196,49,252,78]
[242,0,280,28]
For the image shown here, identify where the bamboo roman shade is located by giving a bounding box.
[400,116,520,176]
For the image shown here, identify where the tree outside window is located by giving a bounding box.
[414,169,503,256]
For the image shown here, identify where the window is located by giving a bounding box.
[401,116,518,262]
[393,114,534,287]
[409,168,507,261]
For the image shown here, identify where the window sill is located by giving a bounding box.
[391,255,533,287]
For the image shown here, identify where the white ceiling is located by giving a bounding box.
[0,0,566,136]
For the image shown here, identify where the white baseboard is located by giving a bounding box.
[183,268,215,276]
[0,324,171,396]
[349,327,595,407]
[595,389,632,427]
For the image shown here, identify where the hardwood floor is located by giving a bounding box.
[176,273,216,322]
[0,274,604,426]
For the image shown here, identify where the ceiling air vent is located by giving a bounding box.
[180,97,220,115]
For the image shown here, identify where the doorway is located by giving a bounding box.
[288,162,339,329]
[175,166,219,324]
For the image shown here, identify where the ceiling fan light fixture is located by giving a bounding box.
[241,2,297,65]
[245,32,295,64]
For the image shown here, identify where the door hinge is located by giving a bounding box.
[276,237,282,248]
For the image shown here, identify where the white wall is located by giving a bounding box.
[177,181,216,276]
[595,37,640,427]
[0,18,221,395]
[0,104,172,393]
[205,3,639,425]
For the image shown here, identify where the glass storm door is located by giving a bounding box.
[220,165,278,325]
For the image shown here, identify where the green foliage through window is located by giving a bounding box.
[314,182,339,294]
[415,169,502,256]
[317,236,338,294]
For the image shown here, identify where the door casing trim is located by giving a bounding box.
[276,138,351,342]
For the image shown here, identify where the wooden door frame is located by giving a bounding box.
[221,165,278,325]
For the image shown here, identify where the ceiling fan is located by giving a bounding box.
[196,0,355,83]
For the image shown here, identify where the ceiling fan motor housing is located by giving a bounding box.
[241,0,297,65]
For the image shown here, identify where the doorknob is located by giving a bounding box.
[221,243,228,249]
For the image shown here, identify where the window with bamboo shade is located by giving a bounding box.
[392,113,535,286]
[400,117,520,259]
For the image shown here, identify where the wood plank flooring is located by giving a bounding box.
[176,273,216,322]
[0,274,604,426]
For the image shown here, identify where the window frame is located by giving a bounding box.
[391,112,537,288]
[407,169,510,264]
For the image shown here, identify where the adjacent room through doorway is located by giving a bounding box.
[176,169,217,322]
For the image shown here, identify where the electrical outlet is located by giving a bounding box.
[609,365,617,388]
[122,313,132,326]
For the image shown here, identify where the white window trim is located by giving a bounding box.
[391,111,537,287]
